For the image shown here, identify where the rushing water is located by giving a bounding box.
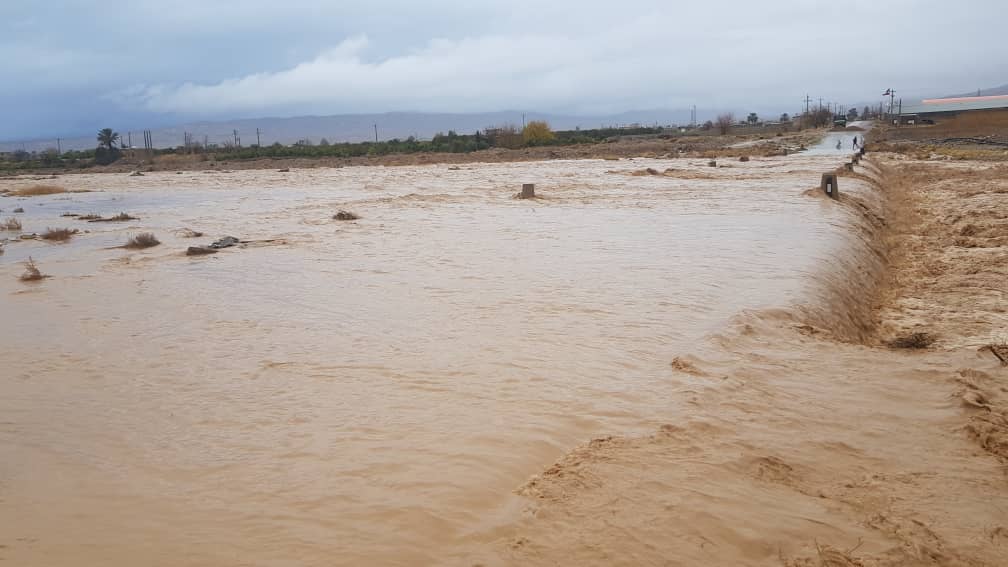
[0,152,864,565]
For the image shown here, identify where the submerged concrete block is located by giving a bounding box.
[520,183,535,199]
[821,173,839,199]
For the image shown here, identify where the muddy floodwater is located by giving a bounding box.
[0,153,870,565]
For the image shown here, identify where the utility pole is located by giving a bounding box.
[256,128,261,147]
[56,138,61,155]
[374,123,378,143]
[522,113,526,128]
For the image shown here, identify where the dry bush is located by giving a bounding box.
[13,184,67,196]
[19,257,48,281]
[61,212,79,217]
[78,213,102,220]
[886,332,936,349]
[13,207,24,213]
[2,217,22,231]
[174,228,203,238]
[333,210,359,221]
[41,227,78,241]
[89,212,138,222]
[715,113,735,135]
[124,232,160,249]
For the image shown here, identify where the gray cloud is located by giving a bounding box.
[2,0,1006,140]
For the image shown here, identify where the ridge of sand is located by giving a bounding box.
[475,156,1008,566]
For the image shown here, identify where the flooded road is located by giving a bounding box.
[1,152,868,565]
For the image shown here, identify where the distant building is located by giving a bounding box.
[898,94,1008,123]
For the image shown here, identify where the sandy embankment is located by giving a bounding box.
[484,156,1008,566]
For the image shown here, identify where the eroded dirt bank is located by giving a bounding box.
[478,156,1008,566]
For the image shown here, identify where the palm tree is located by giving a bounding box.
[97,128,120,150]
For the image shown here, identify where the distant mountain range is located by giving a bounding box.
[946,84,1008,98]
[1,109,701,153]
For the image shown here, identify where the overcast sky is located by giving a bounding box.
[2,0,1005,141]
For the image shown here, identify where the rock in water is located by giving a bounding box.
[186,246,218,256]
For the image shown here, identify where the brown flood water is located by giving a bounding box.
[1,154,875,565]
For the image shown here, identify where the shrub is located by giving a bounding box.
[94,147,121,166]
[716,113,735,135]
[333,210,359,221]
[124,232,160,249]
[19,257,47,281]
[41,227,78,241]
[89,212,138,222]
[522,121,556,146]
[2,217,22,231]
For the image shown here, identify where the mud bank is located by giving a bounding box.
[481,156,1008,566]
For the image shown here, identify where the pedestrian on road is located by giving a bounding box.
[852,136,858,150]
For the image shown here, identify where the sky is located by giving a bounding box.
[2,0,1006,142]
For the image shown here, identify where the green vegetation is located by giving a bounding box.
[522,121,556,146]
[97,128,120,150]
[0,124,663,172]
[0,121,753,172]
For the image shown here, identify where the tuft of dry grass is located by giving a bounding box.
[334,210,359,221]
[19,257,48,281]
[13,184,67,196]
[123,232,160,249]
[61,212,79,217]
[886,332,936,349]
[89,212,139,223]
[13,207,24,213]
[41,227,78,241]
[78,213,102,220]
[2,217,22,231]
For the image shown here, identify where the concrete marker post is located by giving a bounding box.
[821,173,839,200]
[520,183,535,199]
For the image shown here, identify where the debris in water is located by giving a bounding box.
[334,210,360,221]
[209,236,240,249]
[89,212,139,222]
[186,246,217,256]
[19,257,48,282]
[41,227,78,241]
[886,332,936,349]
[124,232,160,249]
